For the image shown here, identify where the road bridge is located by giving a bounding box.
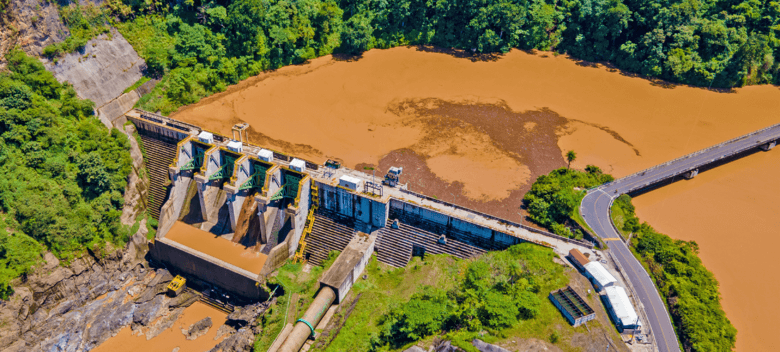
[580,122,780,352]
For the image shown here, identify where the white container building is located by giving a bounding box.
[603,286,642,332]
[198,131,214,144]
[338,175,363,192]
[290,158,306,172]
[584,261,617,291]
[257,149,273,162]
[226,141,243,153]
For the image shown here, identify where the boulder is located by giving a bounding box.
[472,339,510,352]
[404,346,426,352]
[185,317,213,340]
[133,294,166,326]
[208,328,255,352]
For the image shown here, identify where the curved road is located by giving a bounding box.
[580,123,780,352]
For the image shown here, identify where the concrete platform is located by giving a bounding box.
[166,221,267,273]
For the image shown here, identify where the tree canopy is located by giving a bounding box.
[0,51,133,299]
[106,0,780,114]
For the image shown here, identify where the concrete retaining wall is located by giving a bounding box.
[389,199,522,248]
[158,174,193,237]
[151,238,268,301]
[317,182,388,229]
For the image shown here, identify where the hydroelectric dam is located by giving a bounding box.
[127,109,595,306]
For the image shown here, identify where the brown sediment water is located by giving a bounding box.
[92,302,227,352]
[171,46,780,350]
[632,151,780,352]
[165,221,267,273]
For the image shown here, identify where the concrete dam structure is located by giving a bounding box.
[127,109,596,304]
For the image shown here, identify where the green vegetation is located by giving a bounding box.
[255,252,339,351]
[610,194,638,239]
[43,3,110,58]
[123,77,151,94]
[613,195,736,351]
[313,244,585,351]
[0,51,133,299]
[99,0,780,114]
[523,166,614,238]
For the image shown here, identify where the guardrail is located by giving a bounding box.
[601,123,780,190]
[135,109,202,133]
[397,188,594,248]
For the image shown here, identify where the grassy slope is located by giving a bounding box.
[312,252,625,352]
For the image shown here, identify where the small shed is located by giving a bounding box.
[584,261,617,291]
[257,149,273,162]
[603,286,641,332]
[290,158,306,172]
[198,131,214,144]
[319,232,377,303]
[549,286,596,327]
[568,249,590,271]
[227,141,243,153]
[338,175,363,192]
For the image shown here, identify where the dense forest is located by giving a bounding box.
[525,169,737,351]
[0,51,133,299]
[46,0,779,114]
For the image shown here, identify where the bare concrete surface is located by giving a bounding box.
[43,28,146,108]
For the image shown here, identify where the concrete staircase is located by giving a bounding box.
[303,211,357,266]
[139,135,176,220]
[376,218,486,268]
[388,207,509,251]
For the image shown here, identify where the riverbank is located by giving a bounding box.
[170,46,780,350]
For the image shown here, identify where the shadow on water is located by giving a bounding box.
[628,147,769,198]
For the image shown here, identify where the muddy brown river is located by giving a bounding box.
[172,46,780,351]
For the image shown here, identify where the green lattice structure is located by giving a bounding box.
[284,174,301,198]
[239,166,268,191]
[209,153,238,180]
[180,150,205,171]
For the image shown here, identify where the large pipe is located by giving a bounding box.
[277,286,337,352]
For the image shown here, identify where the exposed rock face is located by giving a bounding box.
[472,339,510,352]
[185,317,213,340]
[403,346,427,352]
[0,0,69,66]
[207,300,272,352]
[43,28,146,109]
[0,229,156,351]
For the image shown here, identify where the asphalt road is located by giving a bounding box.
[580,123,780,352]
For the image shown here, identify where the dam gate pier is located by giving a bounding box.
[127,109,597,305]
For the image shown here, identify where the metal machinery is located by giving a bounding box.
[383,166,403,187]
[270,173,302,201]
[167,275,187,296]
[293,182,319,263]
[239,161,270,192]
[180,141,209,172]
[209,151,239,181]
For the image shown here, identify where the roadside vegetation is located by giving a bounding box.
[0,51,133,299]
[612,195,736,352]
[308,244,598,352]
[72,0,780,114]
[523,165,614,239]
[527,167,736,351]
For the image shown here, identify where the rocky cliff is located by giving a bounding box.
[0,0,69,68]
